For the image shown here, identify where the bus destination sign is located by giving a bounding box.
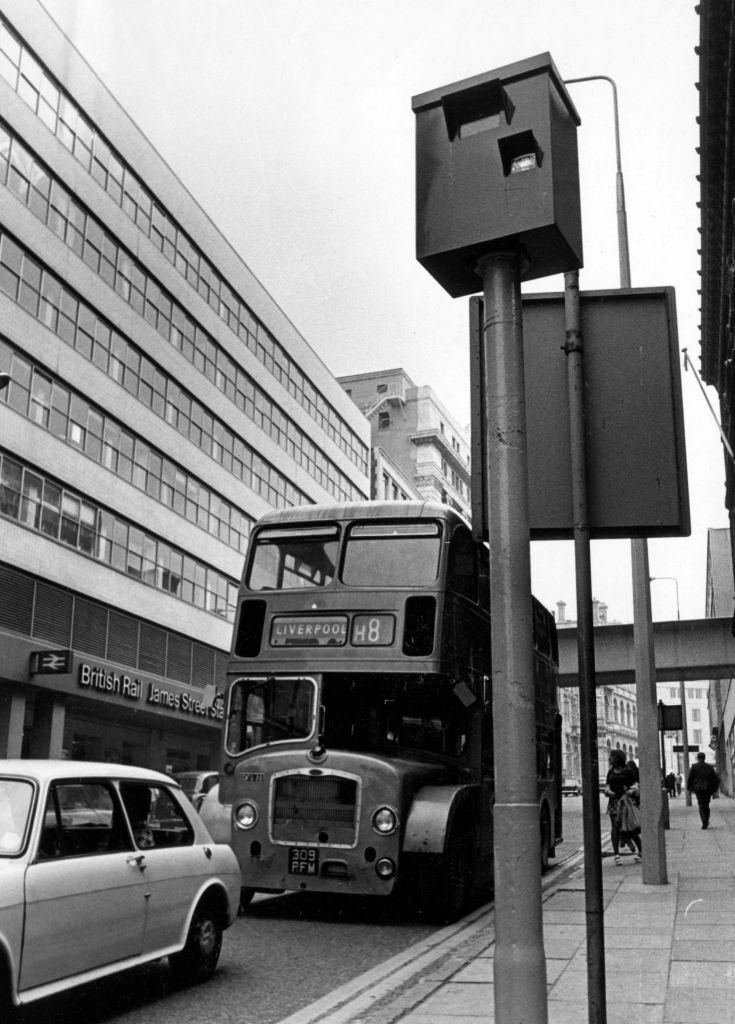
[270,614,396,647]
[271,616,348,646]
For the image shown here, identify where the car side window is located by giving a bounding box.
[39,781,130,859]
[120,783,194,849]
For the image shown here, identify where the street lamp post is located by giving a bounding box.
[565,74,667,886]
[650,575,692,805]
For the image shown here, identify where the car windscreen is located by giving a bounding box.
[246,525,339,590]
[0,778,34,856]
[341,521,441,587]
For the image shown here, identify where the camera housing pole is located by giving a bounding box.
[478,250,547,1024]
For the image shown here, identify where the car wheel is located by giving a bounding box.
[0,963,16,1023]
[169,900,222,986]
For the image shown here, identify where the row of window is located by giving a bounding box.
[603,697,637,730]
[0,228,323,510]
[0,562,227,688]
[0,452,238,618]
[380,471,411,502]
[667,687,705,701]
[0,336,252,555]
[0,15,368,475]
[0,122,364,504]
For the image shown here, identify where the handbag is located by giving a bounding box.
[618,792,640,835]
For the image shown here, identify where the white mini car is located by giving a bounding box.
[0,760,242,1014]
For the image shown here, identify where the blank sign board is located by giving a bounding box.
[470,287,690,540]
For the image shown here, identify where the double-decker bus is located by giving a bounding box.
[219,501,561,920]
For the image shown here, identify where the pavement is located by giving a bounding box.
[283,794,735,1024]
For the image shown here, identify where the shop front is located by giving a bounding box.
[0,633,224,773]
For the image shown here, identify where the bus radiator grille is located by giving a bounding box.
[272,774,358,844]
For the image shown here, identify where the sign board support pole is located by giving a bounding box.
[679,677,692,806]
[633,541,668,880]
[564,270,607,1023]
[478,250,547,1024]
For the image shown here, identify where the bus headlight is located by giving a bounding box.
[234,800,259,830]
[371,806,398,836]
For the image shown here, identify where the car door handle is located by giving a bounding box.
[127,854,146,871]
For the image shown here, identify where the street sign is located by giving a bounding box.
[470,287,689,540]
[30,649,73,674]
[673,745,700,752]
[658,703,683,731]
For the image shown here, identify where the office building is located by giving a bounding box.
[338,368,471,518]
[0,1,369,770]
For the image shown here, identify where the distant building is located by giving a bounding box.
[657,682,711,784]
[555,599,638,783]
[338,368,471,518]
[706,527,735,794]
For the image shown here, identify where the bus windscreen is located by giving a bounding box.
[246,526,339,590]
[341,522,441,587]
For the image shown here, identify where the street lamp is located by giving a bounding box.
[0,371,10,392]
[650,575,692,805]
[565,74,667,890]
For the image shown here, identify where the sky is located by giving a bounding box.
[37,0,726,625]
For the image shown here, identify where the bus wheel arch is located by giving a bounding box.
[402,785,478,922]
[402,784,478,855]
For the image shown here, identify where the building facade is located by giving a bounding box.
[657,681,711,784]
[706,527,735,795]
[338,368,471,519]
[0,1,369,771]
[555,599,639,783]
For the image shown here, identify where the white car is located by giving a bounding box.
[0,760,242,1015]
[173,770,220,811]
[199,784,254,912]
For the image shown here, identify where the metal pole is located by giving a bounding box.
[651,576,692,806]
[633,542,668,880]
[564,270,606,1024]
[679,678,692,803]
[657,701,670,830]
[566,73,667,884]
[479,250,547,1024]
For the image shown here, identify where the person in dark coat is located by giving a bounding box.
[604,749,641,864]
[666,771,677,798]
[686,752,720,829]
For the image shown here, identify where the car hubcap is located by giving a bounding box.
[198,917,216,955]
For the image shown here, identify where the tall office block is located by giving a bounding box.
[0,1,369,770]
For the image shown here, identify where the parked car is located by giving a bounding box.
[199,784,254,913]
[0,760,242,1016]
[562,778,582,797]
[173,770,220,811]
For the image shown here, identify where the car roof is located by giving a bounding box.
[0,760,177,786]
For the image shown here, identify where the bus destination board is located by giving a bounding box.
[269,614,396,647]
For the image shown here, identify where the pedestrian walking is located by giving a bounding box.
[675,772,683,797]
[604,749,642,864]
[686,752,720,829]
[666,771,677,798]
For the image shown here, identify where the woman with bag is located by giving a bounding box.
[604,749,642,864]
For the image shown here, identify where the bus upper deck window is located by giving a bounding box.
[246,525,339,591]
[342,521,441,587]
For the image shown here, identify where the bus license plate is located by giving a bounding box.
[288,848,319,875]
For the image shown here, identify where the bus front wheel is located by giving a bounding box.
[408,822,475,924]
